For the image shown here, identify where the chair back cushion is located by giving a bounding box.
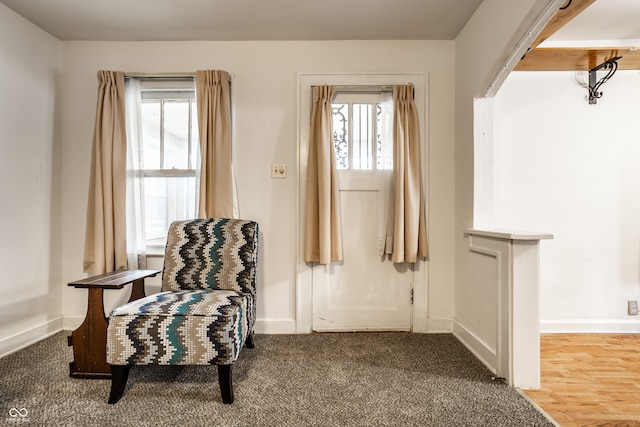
[161,218,258,296]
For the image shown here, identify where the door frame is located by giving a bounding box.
[295,72,430,333]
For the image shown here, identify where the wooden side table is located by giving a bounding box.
[67,269,160,379]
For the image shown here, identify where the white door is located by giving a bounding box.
[312,93,413,332]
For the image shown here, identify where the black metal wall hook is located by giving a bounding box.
[588,56,622,104]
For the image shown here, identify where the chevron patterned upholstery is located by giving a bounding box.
[106,218,258,404]
[107,289,250,365]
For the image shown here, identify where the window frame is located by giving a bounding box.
[131,77,199,252]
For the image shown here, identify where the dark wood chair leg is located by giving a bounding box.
[218,365,234,404]
[108,365,130,404]
[245,331,255,349]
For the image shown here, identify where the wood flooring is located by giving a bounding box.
[523,334,640,427]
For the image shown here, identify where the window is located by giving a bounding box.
[331,92,393,171]
[127,77,199,250]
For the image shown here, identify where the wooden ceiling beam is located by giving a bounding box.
[516,0,640,71]
[515,47,640,71]
[530,0,597,49]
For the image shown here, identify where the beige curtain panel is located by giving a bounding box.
[196,70,236,218]
[83,71,128,274]
[391,84,428,263]
[304,85,343,264]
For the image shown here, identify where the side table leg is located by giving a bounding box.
[128,278,147,302]
[69,287,111,378]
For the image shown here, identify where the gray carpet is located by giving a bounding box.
[0,331,554,426]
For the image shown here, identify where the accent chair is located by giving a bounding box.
[106,218,258,404]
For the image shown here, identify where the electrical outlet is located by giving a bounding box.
[628,300,638,316]
[271,163,286,178]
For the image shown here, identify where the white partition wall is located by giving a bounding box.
[461,230,552,388]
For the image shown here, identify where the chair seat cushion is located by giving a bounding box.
[107,289,251,366]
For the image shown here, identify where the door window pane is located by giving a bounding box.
[331,93,391,171]
[352,103,372,170]
[332,103,349,170]
[377,103,393,170]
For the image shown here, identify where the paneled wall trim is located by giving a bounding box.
[462,229,552,389]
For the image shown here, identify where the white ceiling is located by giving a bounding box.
[544,0,640,46]
[0,0,484,41]
[1,0,637,46]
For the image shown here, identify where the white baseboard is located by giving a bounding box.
[426,318,454,333]
[62,315,85,331]
[60,315,454,338]
[541,319,640,334]
[254,319,297,334]
[0,317,64,359]
[452,319,497,375]
[255,318,455,335]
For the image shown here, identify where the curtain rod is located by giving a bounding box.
[328,84,395,93]
[124,72,196,78]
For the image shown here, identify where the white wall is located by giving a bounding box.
[494,71,640,333]
[0,4,62,356]
[59,40,456,333]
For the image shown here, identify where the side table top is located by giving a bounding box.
[68,269,161,289]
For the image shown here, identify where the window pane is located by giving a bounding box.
[352,104,372,170]
[143,176,196,245]
[331,104,349,170]
[141,101,161,169]
[133,77,199,249]
[377,103,393,170]
[163,100,190,169]
[143,177,167,243]
[190,99,198,169]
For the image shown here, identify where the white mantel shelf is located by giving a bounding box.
[464,228,553,241]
